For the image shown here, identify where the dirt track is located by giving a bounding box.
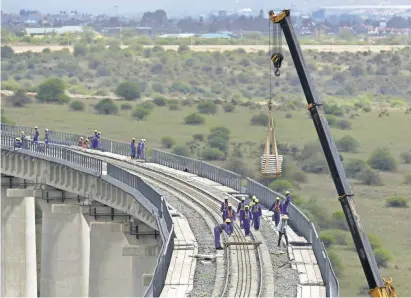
[9,44,409,53]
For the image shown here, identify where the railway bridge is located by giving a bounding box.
[0,123,338,297]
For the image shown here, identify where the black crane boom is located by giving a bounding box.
[268,9,395,296]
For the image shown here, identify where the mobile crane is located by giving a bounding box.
[268,9,397,297]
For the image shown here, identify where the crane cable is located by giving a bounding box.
[263,17,281,177]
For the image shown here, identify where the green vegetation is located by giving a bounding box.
[2,43,411,296]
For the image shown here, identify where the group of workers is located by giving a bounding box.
[14,127,49,148]
[77,130,101,149]
[130,138,146,159]
[214,191,292,250]
[13,127,146,160]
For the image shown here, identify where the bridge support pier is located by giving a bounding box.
[88,222,134,297]
[1,188,37,297]
[123,243,160,296]
[38,201,89,297]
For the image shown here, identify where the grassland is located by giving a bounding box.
[3,99,411,296]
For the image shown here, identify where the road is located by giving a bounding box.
[9,44,409,53]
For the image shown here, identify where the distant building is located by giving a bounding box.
[25,26,84,36]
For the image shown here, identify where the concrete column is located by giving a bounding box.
[38,201,89,297]
[1,188,37,297]
[89,222,135,297]
[123,244,159,296]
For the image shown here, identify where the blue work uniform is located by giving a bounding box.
[252,203,262,231]
[214,223,227,249]
[130,141,136,159]
[237,201,245,228]
[224,208,236,234]
[44,131,49,145]
[220,201,229,220]
[137,141,142,158]
[14,138,22,149]
[243,209,253,236]
[33,130,39,142]
[269,201,282,226]
[282,195,291,214]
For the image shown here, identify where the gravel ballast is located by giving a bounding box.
[259,219,299,298]
[149,185,216,297]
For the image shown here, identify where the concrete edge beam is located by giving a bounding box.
[122,245,160,256]
[51,204,82,214]
[7,188,38,198]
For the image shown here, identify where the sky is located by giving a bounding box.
[2,0,411,16]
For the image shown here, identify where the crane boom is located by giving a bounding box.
[268,9,396,297]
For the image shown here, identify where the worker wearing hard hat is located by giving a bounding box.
[251,198,262,231]
[33,126,39,143]
[282,191,292,215]
[277,214,289,247]
[44,129,49,145]
[14,137,22,149]
[130,138,136,159]
[78,137,84,147]
[225,218,233,236]
[224,204,236,234]
[269,197,282,227]
[220,197,229,220]
[243,205,253,237]
[237,197,246,228]
[214,220,231,250]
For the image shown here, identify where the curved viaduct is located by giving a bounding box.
[0,123,339,297]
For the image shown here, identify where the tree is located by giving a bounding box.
[115,81,141,100]
[6,90,31,107]
[336,135,360,152]
[161,136,176,149]
[94,99,118,115]
[69,100,85,111]
[197,101,217,115]
[132,107,150,120]
[250,113,269,126]
[367,148,397,172]
[172,145,190,157]
[184,113,205,125]
[36,78,70,104]
[1,45,14,58]
[73,44,88,56]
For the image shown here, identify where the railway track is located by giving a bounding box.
[71,149,264,297]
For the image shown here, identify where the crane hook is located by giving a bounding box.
[274,68,281,76]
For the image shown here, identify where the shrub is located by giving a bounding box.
[1,79,20,91]
[327,249,344,276]
[120,103,132,110]
[367,233,383,250]
[69,100,85,111]
[6,90,31,107]
[36,78,70,104]
[139,101,155,110]
[132,107,150,120]
[184,113,205,125]
[192,133,204,142]
[285,113,293,119]
[320,232,335,248]
[223,103,235,113]
[172,145,190,156]
[73,44,87,56]
[344,159,368,178]
[320,230,350,247]
[153,95,167,106]
[331,211,349,231]
[94,99,118,115]
[326,114,338,126]
[336,135,360,153]
[336,119,352,130]
[356,166,383,186]
[367,148,397,171]
[168,103,180,110]
[374,248,392,268]
[300,154,329,174]
[404,174,411,185]
[324,104,345,117]
[115,81,141,100]
[161,136,176,149]
[197,101,217,115]
[268,179,293,193]
[201,147,225,160]
[250,113,269,126]
[385,197,409,208]
[400,151,411,164]
[1,45,14,58]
